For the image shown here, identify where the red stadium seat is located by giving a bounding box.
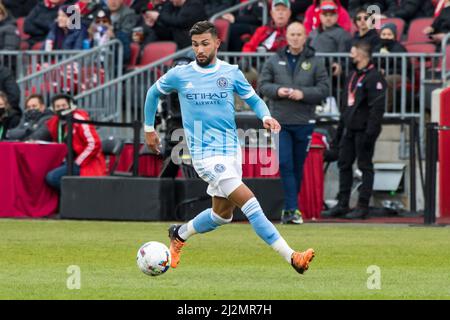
[128,42,140,68]
[213,18,230,50]
[138,41,177,67]
[31,41,43,50]
[380,18,405,41]
[406,17,434,44]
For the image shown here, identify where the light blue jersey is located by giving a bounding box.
[144,59,271,160]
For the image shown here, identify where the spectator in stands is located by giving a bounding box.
[223,0,264,52]
[0,66,21,113]
[308,1,352,76]
[132,0,165,48]
[242,0,291,53]
[88,9,115,47]
[387,0,434,24]
[2,0,38,18]
[372,23,408,111]
[205,0,236,18]
[127,0,152,14]
[6,94,53,141]
[44,4,90,50]
[74,0,105,26]
[0,2,20,50]
[140,0,207,49]
[45,93,106,191]
[348,0,397,18]
[258,21,329,225]
[350,7,380,48]
[107,0,138,62]
[423,0,450,46]
[0,91,21,140]
[24,0,77,47]
[291,0,312,20]
[304,0,352,34]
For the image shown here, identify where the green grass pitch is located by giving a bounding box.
[1,219,449,300]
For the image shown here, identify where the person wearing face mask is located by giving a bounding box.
[5,94,53,141]
[372,23,407,112]
[45,93,106,191]
[0,91,21,141]
[322,40,386,220]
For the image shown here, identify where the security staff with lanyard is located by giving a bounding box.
[323,40,386,220]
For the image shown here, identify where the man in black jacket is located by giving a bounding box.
[143,0,207,49]
[323,40,386,219]
[2,0,38,18]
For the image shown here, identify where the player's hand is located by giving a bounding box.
[277,87,291,98]
[288,89,304,101]
[332,62,342,76]
[145,131,161,155]
[263,118,281,133]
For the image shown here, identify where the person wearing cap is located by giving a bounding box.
[308,1,352,77]
[242,0,292,53]
[45,93,106,191]
[44,4,90,50]
[372,23,408,112]
[304,0,352,34]
[322,40,386,220]
[259,21,329,224]
[350,7,381,49]
[88,9,115,47]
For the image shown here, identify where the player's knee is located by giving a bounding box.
[211,209,233,225]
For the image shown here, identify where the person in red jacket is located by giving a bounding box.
[242,0,291,52]
[303,0,352,34]
[45,93,106,191]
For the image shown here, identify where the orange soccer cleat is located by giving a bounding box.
[291,249,315,274]
[168,224,186,268]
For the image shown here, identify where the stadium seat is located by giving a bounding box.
[406,18,434,44]
[136,41,177,68]
[102,136,124,175]
[213,18,230,50]
[380,18,405,41]
[128,42,140,68]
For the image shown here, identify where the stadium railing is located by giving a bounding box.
[209,0,268,25]
[442,33,450,84]
[0,49,84,80]
[73,46,192,128]
[16,40,123,121]
[71,47,445,148]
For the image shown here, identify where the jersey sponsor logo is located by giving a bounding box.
[216,77,229,88]
[214,164,226,173]
[186,92,228,100]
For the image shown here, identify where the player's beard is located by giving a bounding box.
[196,51,216,67]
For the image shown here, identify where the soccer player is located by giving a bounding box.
[144,20,315,274]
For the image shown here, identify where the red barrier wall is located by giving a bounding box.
[439,87,450,217]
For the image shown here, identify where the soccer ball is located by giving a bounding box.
[136,241,171,276]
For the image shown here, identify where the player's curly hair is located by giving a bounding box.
[189,20,218,38]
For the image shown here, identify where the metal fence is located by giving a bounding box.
[70,45,447,147]
[74,46,192,125]
[16,40,123,120]
[0,50,85,79]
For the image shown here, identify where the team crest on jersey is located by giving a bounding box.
[214,164,226,173]
[217,77,229,88]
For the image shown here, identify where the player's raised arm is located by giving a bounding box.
[233,68,281,133]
